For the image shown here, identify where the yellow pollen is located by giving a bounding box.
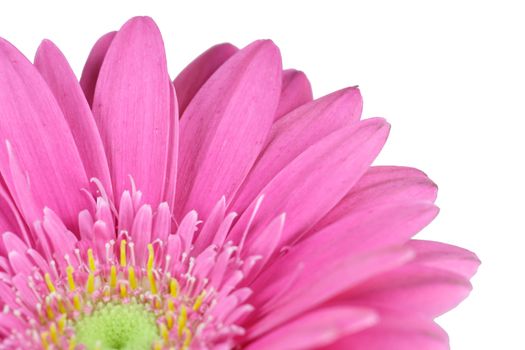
[193,290,206,311]
[120,240,127,267]
[159,323,169,342]
[148,270,157,295]
[86,272,95,294]
[49,322,58,343]
[110,265,117,289]
[66,265,76,291]
[119,283,127,298]
[68,337,76,350]
[178,305,187,337]
[56,297,66,314]
[167,298,175,312]
[169,278,179,298]
[87,248,96,272]
[73,294,81,311]
[128,266,137,290]
[166,311,174,329]
[44,273,56,293]
[57,315,66,332]
[182,328,192,350]
[41,332,50,350]
[153,341,163,350]
[45,304,54,320]
[147,243,155,272]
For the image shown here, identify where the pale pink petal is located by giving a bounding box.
[407,239,480,279]
[231,87,363,213]
[175,40,282,220]
[0,38,90,229]
[325,314,449,350]
[245,307,377,350]
[34,40,113,197]
[79,31,116,106]
[230,118,389,248]
[174,43,238,114]
[246,247,413,340]
[92,17,171,207]
[314,165,437,231]
[275,69,313,119]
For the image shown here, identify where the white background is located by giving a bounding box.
[1,1,523,349]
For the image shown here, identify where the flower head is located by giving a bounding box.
[0,16,478,350]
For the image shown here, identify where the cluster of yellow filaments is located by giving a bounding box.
[35,240,209,350]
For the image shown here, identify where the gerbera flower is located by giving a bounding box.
[0,16,478,350]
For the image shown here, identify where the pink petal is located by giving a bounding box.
[314,165,437,231]
[275,69,313,119]
[34,40,113,198]
[326,314,449,350]
[407,239,480,279]
[175,40,282,220]
[341,264,473,317]
[230,118,389,248]
[0,38,90,229]
[174,43,238,114]
[79,31,116,106]
[231,87,363,213]
[162,83,179,208]
[246,247,412,340]
[245,306,377,350]
[92,17,171,207]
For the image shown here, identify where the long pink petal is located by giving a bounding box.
[341,264,472,317]
[79,31,116,106]
[162,83,179,208]
[92,17,170,207]
[0,38,89,229]
[275,69,313,119]
[231,87,363,213]
[174,43,238,114]
[245,306,377,350]
[314,165,437,231]
[326,314,449,350]
[246,247,412,340]
[34,40,113,198]
[407,239,480,279]
[175,40,282,220]
[230,118,389,248]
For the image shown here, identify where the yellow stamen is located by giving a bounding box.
[68,337,76,350]
[148,270,157,295]
[110,265,117,289]
[45,304,54,320]
[56,297,66,314]
[120,283,127,298]
[153,341,163,350]
[167,298,175,311]
[66,265,76,291]
[169,278,179,298]
[182,328,192,350]
[166,311,174,329]
[147,243,155,272]
[120,240,127,267]
[159,323,169,342]
[86,272,95,294]
[41,332,50,350]
[57,315,66,333]
[44,273,56,293]
[49,322,58,343]
[193,290,206,311]
[177,305,187,337]
[128,267,137,290]
[87,248,96,272]
[73,294,81,311]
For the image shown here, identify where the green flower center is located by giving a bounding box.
[74,301,159,350]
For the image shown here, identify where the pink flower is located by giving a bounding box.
[0,16,478,350]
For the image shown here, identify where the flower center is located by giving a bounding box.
[74,301,158,350]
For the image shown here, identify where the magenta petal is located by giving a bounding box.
[174,43,238,114]
[231,118,388,247]
[275,69,313,119]
[231,87,363,213]
[79,31,116,106]
[162,83,179,209]
[343,264,472,317]
[34,40,113,198]
[92,17,171,207]
[327,315,449,350]
[314,166,437,231]
[0,38,89,229]
[245,306,377,350]
[175,40,282,220]
[407,239,480,279]
[246,247,412,340]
